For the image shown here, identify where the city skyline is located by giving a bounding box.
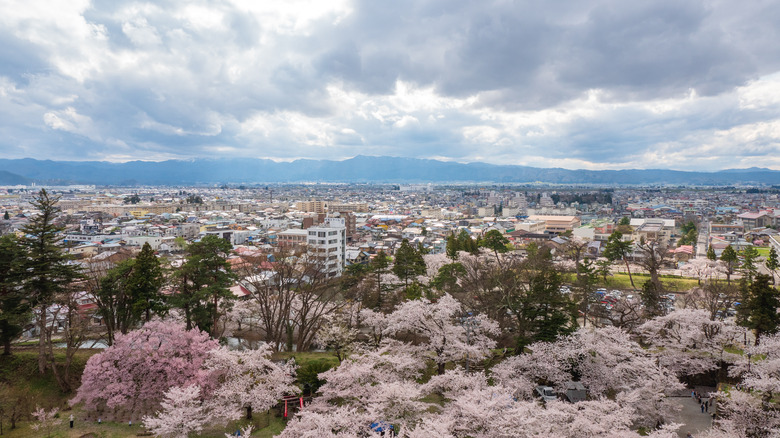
[2,0,780,171]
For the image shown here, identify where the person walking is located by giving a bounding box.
[687,433,693,438]
[700,402,705,413]
[705,400,709,413]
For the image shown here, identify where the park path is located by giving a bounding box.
[672,394,714,438]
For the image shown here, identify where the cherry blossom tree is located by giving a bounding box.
[492,326,683,430]
[384,294,499,374]
[71,320,219,419]
[638,309,742,378]
[358,307,388,347]
[202,346,298,420]
[734,332,780,399]
[142,385,207,438]
[680,258,726,285]
[701,390,780,438]
[30,407,61,438]
[280,334,689,438]
[316,320,358,362]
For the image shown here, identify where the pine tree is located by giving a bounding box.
[393,239,426,289]
[767,246,779,283]
[127,242,165,322]
[740,246,760,285]
[720,245,739,284]
[706,244,717,261]
[603,231,635,290]
[445,233,459,260]
[481,229,509,266]
[18,189,83,374]
[171,235,236,337]
[740,274,780,345]
[0,235,28,355]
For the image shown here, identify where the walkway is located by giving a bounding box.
[672,393,714,438]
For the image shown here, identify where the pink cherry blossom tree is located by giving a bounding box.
[30,407,61,438]
[71,320,219,420]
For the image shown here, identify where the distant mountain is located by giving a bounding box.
[0,169,32,185]
[1,156,779,186]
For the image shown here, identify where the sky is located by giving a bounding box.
[2,0,780,171]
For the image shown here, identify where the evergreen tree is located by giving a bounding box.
[603,231,635,290]
[369,250,390,310]
[430,262,466,294]
[171,235,236,337]
[619,216,631,226]
[640,279,664,318]
[392,239,426,289]
[457,229,479,255]
[481,229,510,266]
[767,246,779,283]
[445,233,459,260]
[509,245,577,349]
[127,242,165,322]
[720,245,739,284]
[2,211,9,220]
[706,244,717,261]
[739,274,780,345]
[0,235,28,355]
[96,259,135,346]
[740,246,760,285]
[574,258,599,327]
[18,189,83,374]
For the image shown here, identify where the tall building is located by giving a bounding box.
[307,217,346,278]
[297,200,327,214]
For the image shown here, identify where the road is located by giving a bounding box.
[696,221,709,258]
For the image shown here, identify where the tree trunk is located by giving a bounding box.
[3,336,11,356]
[38,303,47,374]
[624,259,636,290]
[246,405,253,420]
[437,362,446,375]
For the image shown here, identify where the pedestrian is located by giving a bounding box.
[701,402,705,413]
[98,418,101,424]
[691,390,695,398]
[705,400,709,413]
[69,414,74,428]
[687,433,693,438]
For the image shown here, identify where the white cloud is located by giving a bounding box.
[0,0,780,170]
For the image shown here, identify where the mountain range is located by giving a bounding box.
[0,156,779,186]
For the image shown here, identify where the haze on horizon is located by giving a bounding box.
[1,0,780,171]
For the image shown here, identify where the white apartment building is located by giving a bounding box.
[307,217,347,278]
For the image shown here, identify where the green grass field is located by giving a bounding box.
[563,272,701,291]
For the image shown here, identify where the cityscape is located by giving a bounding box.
[1,181,779,437]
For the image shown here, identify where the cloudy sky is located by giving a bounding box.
[2,0,780,170]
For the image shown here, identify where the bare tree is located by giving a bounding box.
[682,281,740,321]
[240,249,344,352]
[41,287,93,392]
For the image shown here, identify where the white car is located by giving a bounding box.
[535,386,558,402]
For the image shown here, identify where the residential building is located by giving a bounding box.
[307,217,347,277]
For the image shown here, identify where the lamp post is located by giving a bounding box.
[460,312,479,373]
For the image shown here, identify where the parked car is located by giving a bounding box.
[535,386,558,402]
